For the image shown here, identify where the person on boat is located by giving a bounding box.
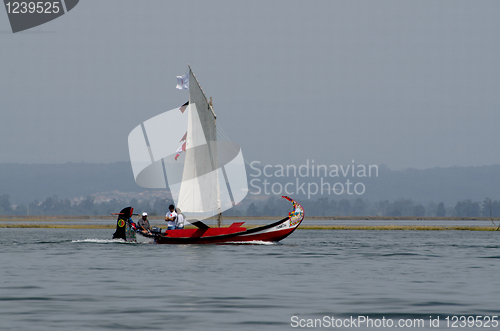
[175,207,184,229]
[165,205,177,230]
[137,212,152,235]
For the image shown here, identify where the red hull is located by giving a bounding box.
[116,196,305,244]
[154,220,299,244]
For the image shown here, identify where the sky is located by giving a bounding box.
[1,0,500,170]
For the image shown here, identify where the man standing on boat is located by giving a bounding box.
[138,212,152,235]
[165,205,177,230]
[175,208,184,229]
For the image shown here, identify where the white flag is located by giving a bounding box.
[176,73,189,90]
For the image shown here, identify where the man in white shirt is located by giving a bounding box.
[175,208,184,229]
[165,204,177,230]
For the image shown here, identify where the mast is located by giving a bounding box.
[210,95,223,227]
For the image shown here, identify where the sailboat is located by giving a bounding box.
[113,66,304,244]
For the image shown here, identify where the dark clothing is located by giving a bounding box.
[137,218,150,231]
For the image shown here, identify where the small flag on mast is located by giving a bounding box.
[176,73,189,90]
[174,141,186,161]
[175,129,187,160]
[179,132,187,142]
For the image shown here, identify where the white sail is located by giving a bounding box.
[177,68,221,217]
[128,66,249,223]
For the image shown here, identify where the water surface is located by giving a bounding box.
[1,228,499,330]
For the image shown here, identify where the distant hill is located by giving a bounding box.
[0,162,499,205]
[244,163,500,205]
[361,165,500,204]
[0,162,142,204]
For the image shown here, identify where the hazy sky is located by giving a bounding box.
[1,0,500,169]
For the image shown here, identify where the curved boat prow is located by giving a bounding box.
[229,196,305,243]
[282,196,305,229]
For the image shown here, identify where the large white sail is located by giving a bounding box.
[177,68,221,217]
[128,66,249,223]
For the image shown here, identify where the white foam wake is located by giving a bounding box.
[72,238,134,244]
[223,240,277,245]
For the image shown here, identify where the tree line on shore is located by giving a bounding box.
[0,195,173,217]
[246,197,500,218]
[1,194,499,218]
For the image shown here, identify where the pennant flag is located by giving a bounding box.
[179,101,189,113]
[179,132,187,142]
[175,131,187,160]
[174,141,187,160]
[176,73,189,90]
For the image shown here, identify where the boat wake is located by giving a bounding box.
[222,240,278,245]
[72,238,135,244]
[72,239,277,245]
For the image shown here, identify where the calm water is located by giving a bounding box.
[1,228,499,330]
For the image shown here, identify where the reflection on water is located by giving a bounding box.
[0,228,499,330]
